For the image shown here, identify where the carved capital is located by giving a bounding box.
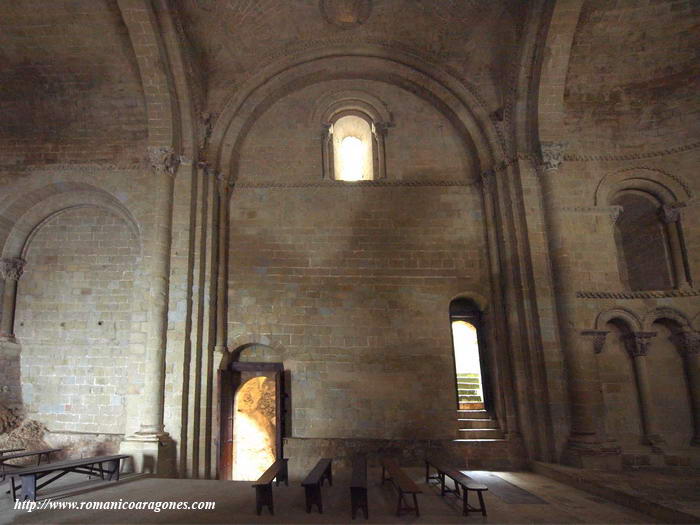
[610,205,623,224]
[658,203,684,224]
[581,330,609,354]
[480,169,495,193]
[670,331,700,357]
[147,146,181,176]
[0,258,26,281]
[623,331,656,358]
[540,141,565,171]
[199,112,214,150]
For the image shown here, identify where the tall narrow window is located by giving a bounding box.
[612,191,674,291]
[331,115,374,181]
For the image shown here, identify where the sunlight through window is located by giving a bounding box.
[340,135,364,181]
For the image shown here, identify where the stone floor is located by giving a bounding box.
[533,462,700,523]
[0,468,660,524]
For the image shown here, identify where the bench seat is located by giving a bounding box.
[425,455,488,516]
[380,458,422,516]
[301,458,332,513]
[251,459,288,515]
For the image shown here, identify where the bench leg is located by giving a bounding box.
[440,472,446,496]
[350,487,368,520]
[20,474,37,502]
[463,488,469,516]
[304,484,322,513]
[381,465,386,484]
[477,490,487,516]
[413,493,420,517]
[10,477,18,502]
[105,459,120,481]
[255,484,273,515]
[395,491,404,516]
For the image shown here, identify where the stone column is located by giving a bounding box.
[670,331,700,446]
[563,330,620,468]
[215,178,229,353]
[624,331,665,451]
[0,258,26,342]
[659,204,690,289]
[120,146,179,475]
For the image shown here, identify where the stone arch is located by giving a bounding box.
[0,182,140,256]
[208,46,503,184]
[593,167,692,207]
[642,307,692,333]
[219,336,286,370]
[449,292,490,314]
[594,307,642,332]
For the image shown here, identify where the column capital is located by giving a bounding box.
[658,204,679,224]
[670,331,700,357]
[0,258,26,281]
[539,141,565,172]
[147,146,181,176]
[581,330,609,354]
[480,169,495,193]
[623,331,657,358]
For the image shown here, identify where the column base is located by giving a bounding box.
[562,438,622,470]
[119,432,177,477]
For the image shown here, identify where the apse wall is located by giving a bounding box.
[228,80,487,443]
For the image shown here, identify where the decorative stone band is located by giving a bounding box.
[539,141,565,171]
[581,330,609,354]
[622,332,657,358]
[147,146,181,176]
[556,206,623,224]
[576,289,700,299]
[234,179,475,189]
[0,258,26,281]
[669,331,700,357]
[563,140,700,163]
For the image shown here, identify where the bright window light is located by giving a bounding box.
[340,136,364,181]
[452,320,484,402]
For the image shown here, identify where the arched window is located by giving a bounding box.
[449,298,489,411]
[332,115,374,181]
[317,90,391,181]
[612,190,689,290]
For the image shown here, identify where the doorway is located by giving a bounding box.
[219,362,284,481]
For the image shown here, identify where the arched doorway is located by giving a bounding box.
[219,362,284,481]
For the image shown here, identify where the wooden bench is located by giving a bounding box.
[7,454,129,502]
[380,457,422,517]
[425,455,488,516]
[252,458,288,516]
[301,458,332,513]
[0,448,24,456]
[0,448,61,482]
[350,455,368,519]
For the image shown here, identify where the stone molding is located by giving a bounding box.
[557,206,622,224]
[581,330,609,354]
[0,258,26,281]
[564,140,700,163]
[234,179,475,189]
[576,289,700,299]
[147,146,181,176]
[670,331,700,357]
[623,332,656,358]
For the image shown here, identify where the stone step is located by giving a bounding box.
[458,395,482,402]
[457,409,490,419]
[456,373,480,377]
[457,389,479,394]
[457,418,499,429]
[457,428,505,440]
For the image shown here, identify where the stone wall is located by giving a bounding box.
[227,79,488,443]
[14,206,140,436]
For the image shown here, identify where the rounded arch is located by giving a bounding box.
[208,46,502,185]
[219,336,286,370]
[643,307,692,333]
[594,167,692,207]
[0,183,141,259]
[594,307,642,332]
[449,292,489,314]
[311,88,393,127]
